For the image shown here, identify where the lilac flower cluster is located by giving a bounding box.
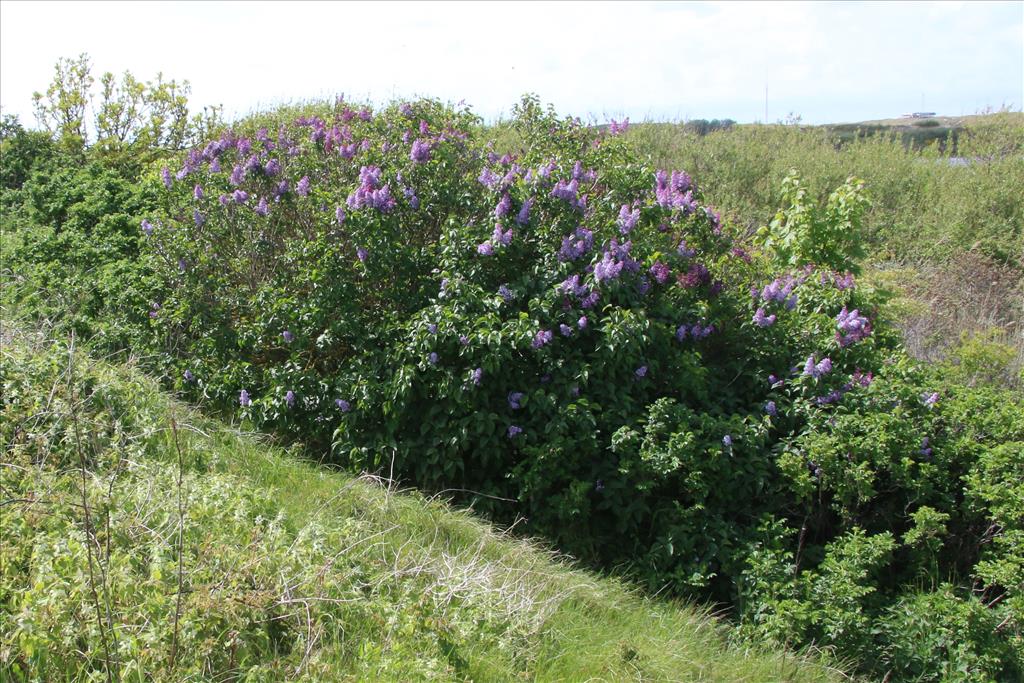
[676,321,714,341]
[410,139,432,163]
[835,307,871,347]
[508,425,522,438]
[239,390,252,407]
[550,178,586,211]
[594,252,623,282]
[471,368,483,386]
[558,227,594,262]
[758,276,798,309]
[335,398,351,412]
[285,390,296,408]
[347,166,395,213]
[803,354,833,379]
[558,274,600,309]
[532,329,553,349]
[655,170,697,212]
[922,392,939,407]
[618,204,640,234]
[677,239,697,258]
[608,118,630,135]
[498,284,514,302]
[515,198,532,225]
[821,271,856,290]
[677,263,710,288]
[752,307,777,327]
[649,261,671,285]
[494,193,511,219]
[508,392,524,409]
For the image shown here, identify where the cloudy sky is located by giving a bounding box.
[1,1,1021,128]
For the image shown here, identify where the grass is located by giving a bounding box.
[0,323,847,682]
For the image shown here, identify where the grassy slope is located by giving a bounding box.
[0,328,845,682]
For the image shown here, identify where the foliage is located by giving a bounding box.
[0,334,838,682]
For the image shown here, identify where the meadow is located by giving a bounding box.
[1,59,1022,681]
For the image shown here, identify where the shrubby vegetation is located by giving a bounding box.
[2,58,1022,681]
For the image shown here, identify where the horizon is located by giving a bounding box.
[2,1,1022,130]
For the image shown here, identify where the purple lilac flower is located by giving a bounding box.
[491,224,513,247]
[459,335,470,346]
[239,390,252,407]
[193,210,205,227]
[580,291,600,309]
[635,366,648,379]
[193,184,204,200]
[229,164,245,186]
[356,247,368,263]
[161,167,172,188]
[764,401,777,416]
[677,239,696,258]
[815,390,844,406]
[654,170,696,212]
[335,398,351,412]
[471,368,483,386]
[559,323,573,337]
[550,178,585,211]
[335,206,346,224]
[285,390,296,408]
[399,102,414,116]
[558,227,594,262]
[618,204,640,234]
[515,198,532,225]
[578,316,588,330]
[274,181,289,199]
[347,166,395,213]
[609,118,629,135]
[851,369,873,387]
[508,425,522,438]
[218,193,230,207]
[232,189,249,204]
[410,139,431,163]
[477,241,494,256]
[920,437,933,458]
[594,252,624,282]
[495,193,512,219]
[264,158,281,176]
[255,197,269,216]
[637,277,651,295]
[498,284,513,302]
[532,329,553,349]
[753,307,777,328]
[835,307,872,347]
[508,392,524,409]
[427,323,438,334]
[141,219,154,236]
[282,330,294,343]
[209,158,222,173]
[296,176,311,197]
[760,276,797,303]
[677,263,710,288]
[722,434,733,447]
[184,370,194,382]
[428,352,438,365]
[922,392,939,407]
[676,325,688,342]
[650,261,671,284]
[803,355,833,379]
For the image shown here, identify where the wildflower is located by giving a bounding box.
[335,398,351,412]
[508,392,524,409]
[508,425,522,438]
[219,193,230,206]
[637,277,651,295]
[609,118,629,135]
[920,437,933,458]
[753,307,777,328]
[532,329,553,349]
[239,390,252,407]
[580,291,600,308]
[478,167,499,188]
[677,263,710,288]
[285,390,295,408]
[282,330,294,343]
[297,176,311,197]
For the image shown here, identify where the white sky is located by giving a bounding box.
[1,1,1021,127]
